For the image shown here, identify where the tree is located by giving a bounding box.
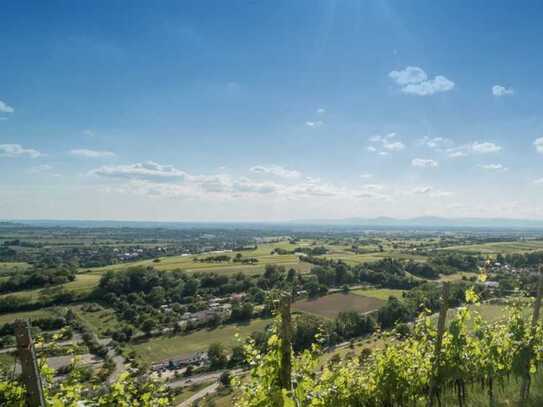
[141,318,157,336]
[208,342,227,369]
[219,371,231,387]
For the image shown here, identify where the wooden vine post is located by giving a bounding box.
[278,292,293,393]
[14,319,46,407]
[427,282,450,407]
[519,265,543,404]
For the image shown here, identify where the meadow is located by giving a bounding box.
[127,318,272,364]
[292,293,384,319]
[351,288,406,300]
[440,239,543,254]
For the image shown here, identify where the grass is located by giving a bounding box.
[172,381,214,404]
[0,261,31,275]
[351,288,406,300]
[128,318,272,365]
[0,307,65,325]
[441,240,543,255]
[71,303,123,338]
[438,271,477,282]
[0,273,101,301]
[293,293,385,319]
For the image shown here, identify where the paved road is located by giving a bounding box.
[177,382,220,407]
[167,368,243,389]
[106,350,127,384]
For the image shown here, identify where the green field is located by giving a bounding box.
[0,307,66,325]
[441,240,543,254]
[0,273,101,302]
[128,318,272,364]
[293,293,385,319]
[72,303,123,338]
[352,288,406,300]
[0,261,31,275]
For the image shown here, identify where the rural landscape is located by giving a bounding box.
[2,220,543,405]
[3,1,543,405]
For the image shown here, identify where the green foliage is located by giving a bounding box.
[235,289,543,406]
[0,330,171,406]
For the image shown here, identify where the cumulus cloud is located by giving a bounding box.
[90,160,398,202]
[360,173,373,179]
[70,149,116,158]
[316,108,326,114]
[492,85,514,96]
[368,133,405,154]
[419,136,453,150]
[447,141,502,157]
[305,121,323,128]
[408,186,452,198]
[249,165,301,179]
[478,163,508,172]
[412,158,438,168]
[90,161,187,181]
[534,137,543,153]
[471,142,502,153]
[0,144,41,158]
[389,66,455,96]
[0,100,14,113]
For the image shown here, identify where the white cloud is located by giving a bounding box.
[368,132,405,154]
[389,66,427,85]
[0,144,41,158]
[419,136,453,150]
[534,178,543,185]
[383,141,405,151]
[408,186,452,198]
[534,137,543,153]
[305,121,323,128]
[448,151,468,158]
[316,108,326,114]
[70,149,116,158]
[447,141,502,157]
[90,161,187,181]
[492,85,514,96]
[478,163,508,172]
[389,67,455,96]
[249,165,301,179]
[0,100,14,113]
[360,173,373,179]
[82,129,95,137]
[471,141,502,153]
[411,158,438,168]
[361,184,384,191]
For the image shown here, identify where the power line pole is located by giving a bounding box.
[14,319,46,407]
[278,293,292,392]
[427,282,450,407]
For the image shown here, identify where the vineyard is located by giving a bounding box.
[234,270,543,406]
[2,269,543,406]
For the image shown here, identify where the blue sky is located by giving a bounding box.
[2,1,543,221]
